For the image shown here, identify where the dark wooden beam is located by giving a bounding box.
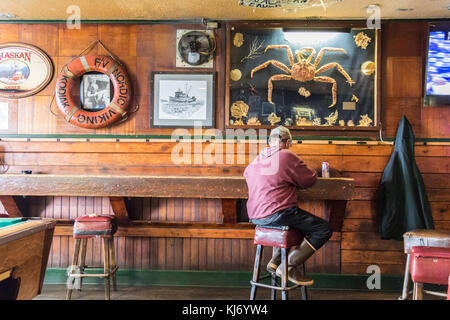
[323,200,348,232]
[109,197,131,224]
[0,196,27,217]
[221,199,237,224]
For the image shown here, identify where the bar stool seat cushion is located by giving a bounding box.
[254,227,303,248]
[410,246,450,285]
[403,229,450,253]
[73,215,117,239]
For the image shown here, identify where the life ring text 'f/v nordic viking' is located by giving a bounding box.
[55,56,131,129]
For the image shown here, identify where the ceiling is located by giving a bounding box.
[0,0,449,21]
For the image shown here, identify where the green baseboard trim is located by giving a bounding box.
[44,268,427,292]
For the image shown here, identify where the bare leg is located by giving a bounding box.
[267,74,292,104]
[264,45,295,66]
[251,60,291,78]
[314,76,337,108]
[314,47,347,69]
[316,62,355,86]
[294,47,316,64]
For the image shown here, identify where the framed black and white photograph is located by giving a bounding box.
[151,72,215,128]
[81,73,111,110]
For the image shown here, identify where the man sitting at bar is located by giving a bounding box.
[244,126,332,286]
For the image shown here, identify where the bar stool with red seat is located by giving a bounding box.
[250,226,309,300]
[400,229,450,300]
[410,246,450,300]
[66,214,118,300]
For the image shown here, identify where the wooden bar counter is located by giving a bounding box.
[0,174,354,200]
[0,174,354,241]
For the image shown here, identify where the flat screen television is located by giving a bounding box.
[424,22,450,106]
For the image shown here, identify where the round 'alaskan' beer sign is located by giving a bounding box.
[0,42,53,98]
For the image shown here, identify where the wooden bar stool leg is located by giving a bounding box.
[399,253,411,300]
[66,238,81,300]
[250,244,263,300]
[281,248,288,300]
[413,282,423,300]
[109,237,117,291]
[301,263,308,300]
[78,238,88,291]
[103,238,111,300]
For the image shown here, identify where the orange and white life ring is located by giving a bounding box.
[55,56,131,129]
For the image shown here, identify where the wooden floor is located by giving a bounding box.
[34,284,444,300]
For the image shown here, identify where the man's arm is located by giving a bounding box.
[282,151,318,189]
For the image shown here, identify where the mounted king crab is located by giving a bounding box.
[251,45,355,108]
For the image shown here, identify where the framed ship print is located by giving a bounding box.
[226,22,380,131]
[0,42,53,99]
[151,72,215,128]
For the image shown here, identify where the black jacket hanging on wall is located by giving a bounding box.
[377,116,434,241]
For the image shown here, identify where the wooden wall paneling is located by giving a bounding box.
[183,198,192,223]
[17,96,57,134]
[147,237,156,269]
[51,235,61,268]
[385,58,422,98]
[12,151,448,173]
[422,106,450,138]
[98,24,137,58]
[231,238,240,271]
[182,237,191,270]
[158,198,167,221]
[190,238,199,270]
[156,237,166,269]
[199,198,207,222]
[206,238,216,269]
[172,238,182,269]
[0,24,19,42]
[346,201,450,224]
[198,238,207,270]
[431,202,450,221]
[165,237,175,269]
[59,231,69,268]
[116,236,126,270]
[19,24,59,97]
[174,198,183,222]
[133,236,142,269]
[341,249,405,265]
[222,238,231,270]
[214,238,223,270]
[58,24,100,57]
[167,198,175,222]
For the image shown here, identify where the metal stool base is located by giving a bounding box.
[250,244,308,300]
